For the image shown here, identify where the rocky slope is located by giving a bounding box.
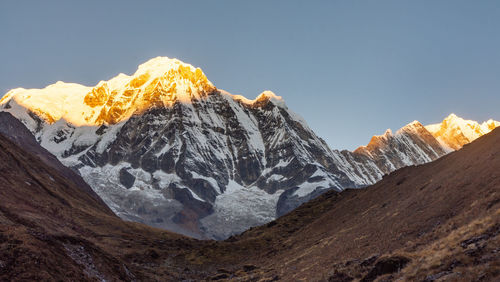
[0,112,109,208]
[342,121,450,177]
[0,123,131,281]
[1,57,498,239]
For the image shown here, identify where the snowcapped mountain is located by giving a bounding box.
[341,115,498,181]
[425,113,500,150]
[1,57,498,239]
[348,121,450,175]
[0,57,366,238]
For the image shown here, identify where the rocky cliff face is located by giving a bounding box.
[74,89,366,239]
[1,57,498,239]
[349,121,450,175]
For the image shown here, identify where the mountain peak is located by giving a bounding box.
[137,56,184,69]
[354,128,393,153]
[402,120,423,128]
[134,56,201,79]
[441,113,468,128]
[425,114,499,150]
[445,113,459,120]
[395,121,427,135]
[482,119,500,131]
[81,57,216,124]
[0,57,217,126]
[255,91,286,107]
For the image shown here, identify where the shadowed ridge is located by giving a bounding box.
[0,116,206,281]
[0,112,111,212]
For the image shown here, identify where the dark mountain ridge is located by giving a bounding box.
[0,112,109,209]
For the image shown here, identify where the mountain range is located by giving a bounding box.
[1,57,498,239]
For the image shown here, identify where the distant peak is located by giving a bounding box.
[258,90,280,99]
[406,120,423,127]
[353,128,393,153]
[397,121,426,134]
[445,113,459,120]
[483,119,500,131]
[140,56,179,65]
[442,113,464,124]
[255,91,286,107]
[136,56,192,74]
[425,113,499,150]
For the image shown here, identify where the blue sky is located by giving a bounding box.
[1,0,499,150]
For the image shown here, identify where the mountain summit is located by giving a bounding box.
[1,57,498,239]
[0,57,215,126]
[426,113,500,150]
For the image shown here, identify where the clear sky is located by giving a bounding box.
[1,1,499,150]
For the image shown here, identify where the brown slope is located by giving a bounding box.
[0,112,108,209]
[190,128,500,281]
[0,129,216,281]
